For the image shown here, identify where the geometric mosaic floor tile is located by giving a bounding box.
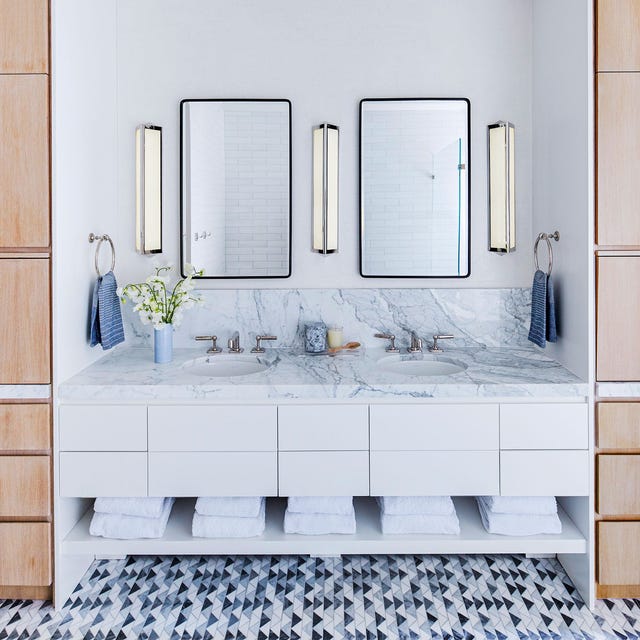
[1,555,639,639]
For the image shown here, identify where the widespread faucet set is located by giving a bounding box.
[374,332,454,354]
[195,332,277,354]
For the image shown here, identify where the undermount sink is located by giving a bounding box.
[377,353,467,377]
[183,354,270,377]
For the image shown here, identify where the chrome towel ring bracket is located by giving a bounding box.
[534,230,560,276]
[88,233,116,277]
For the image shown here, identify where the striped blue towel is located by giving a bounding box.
[546,273,557,343]
[528,269,547,348]
[90,271,125,350]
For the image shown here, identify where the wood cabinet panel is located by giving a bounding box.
[598,455,640,515]
[0,259,50,383]
[0,456,50,518]
[0,75,50,248]
[596,257,640,381]
[0,523,51,586]
[596,74,640,246]
[596,0,640,71]
[598,521,640,586]
[0,0,49,74]
[0,404,50,452]
[597,403,640,449]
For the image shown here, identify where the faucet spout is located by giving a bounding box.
[228,331,244,353]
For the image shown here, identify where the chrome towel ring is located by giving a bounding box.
[534,231,560,276]
[88,233,116,277]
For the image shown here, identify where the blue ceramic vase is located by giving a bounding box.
[154,324,173,364]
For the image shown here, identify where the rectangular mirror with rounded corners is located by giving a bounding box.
[360,98,470,278]
[181,99,291,279]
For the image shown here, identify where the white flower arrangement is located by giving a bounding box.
[118,264,203,329]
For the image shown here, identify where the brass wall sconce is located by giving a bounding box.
[488,121,515,253]
[312,123,339,254]
[135,124,162,254]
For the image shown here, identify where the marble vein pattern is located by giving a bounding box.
[0,384,51,400]
[60,345,587,402]
[597,382,640,398]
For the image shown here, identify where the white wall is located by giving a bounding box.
[532,0,592,380]
[114,0,534,289]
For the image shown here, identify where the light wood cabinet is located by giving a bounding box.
[597,402,640,449]
[0,0,49,74]
[0,259,50,383]
[598,455,640,515]
[598,522,640,586]
[0,456,50,518]
[596,0,640,71]
[0,75,50,249]
[0,404,50,452]
[0,523,51,586]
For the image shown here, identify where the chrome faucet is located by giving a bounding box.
[227,331,244,353]
[429,334,454,353]
[407,332,423,353]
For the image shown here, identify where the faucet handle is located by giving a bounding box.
[195,335,222,354]
[251,335,277,353]
[430,334,454,353]
[374,332,399,353]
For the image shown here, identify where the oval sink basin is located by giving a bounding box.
[183,354,270,377]
[377,354,466,377]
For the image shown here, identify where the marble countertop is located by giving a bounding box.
[59,346,588,402]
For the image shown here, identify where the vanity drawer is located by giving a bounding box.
[278,451,369,496]
[598,522,640,586]
[500,403,588,449]
[598,454,640,515]
[370,404,499,450]
[60,452,147,497]
[60,405,147,451]
[500,450,589,496]
[278,405,368,450]
[148,452,277,496]
[597,402,640,449]
[0,523,51,586]
[0,404,50,452]
[0,456,50,518]
[370,451,499,496]
[148,405,277,451]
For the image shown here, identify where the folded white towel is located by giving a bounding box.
[479,496,557,516]
[192,499,266,538]
[90,498,175,539]
[381,512,460,535]
[377,496,455,516]
[93,497,168,519]
[476,498,562,536]
[287,496,353,515]
[284,508,356,535]
[195,496,263,518]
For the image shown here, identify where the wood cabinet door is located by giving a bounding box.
[0,404,50,452]
[0,456,50,518]
[0,259,50,383]
[597,402,640,449]
[597,257,640,381]
[0,0,49,74]
[598,521,640,586]
[0,523,51,586]
[0,75,50,249]
[597,74,640,246]
[596,0,640,71]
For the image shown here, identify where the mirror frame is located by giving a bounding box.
[358,97,471,279]
[180,98,293,279]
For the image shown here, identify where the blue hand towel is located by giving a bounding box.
[90,271,125,350]
[528,269,547,348]
[546,273,557,343]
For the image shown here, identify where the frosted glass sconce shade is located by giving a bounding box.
[313,123,339,254]
[488,121,515,253]
[136,124,162,254]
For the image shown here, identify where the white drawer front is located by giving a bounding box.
[370,451,499,496]
[60,405,147,451]
[370,404,499,450]
[60,452,147,497]
[500,404,588,450]
[148,452,277,496]
[500,450,589,496]
[278,405,368,450]
[278,451,369,496]
[148,405,277,451]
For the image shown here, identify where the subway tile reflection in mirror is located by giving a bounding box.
[180,99,291,278]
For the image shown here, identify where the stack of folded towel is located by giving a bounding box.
[90,497,175,539]
[192,497,266,538]
[476,496,562,536]
[378,496,460,534]
[284,496,356,534]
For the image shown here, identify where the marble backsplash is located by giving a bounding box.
[121,288,532,352]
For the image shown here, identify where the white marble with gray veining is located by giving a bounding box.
[596,383,640,398]
[0,385,51,400]
[59,345,587,402]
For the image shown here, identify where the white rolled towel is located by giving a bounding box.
[479,496,557,515]
[195,496,263,518]
[381,511,460,535]
[90,498,175,539]
[284,508,356,535]
[192,499,266,538]
[476,498,562,536]
[287,496,353,515]
[93,497,168,519]
[378,496,455,516]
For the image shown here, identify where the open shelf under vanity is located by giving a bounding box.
[62,497,587,557]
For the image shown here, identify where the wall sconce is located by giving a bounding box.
[488,121,515,253]
[135,124,162,254]
[312,123,339,254]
